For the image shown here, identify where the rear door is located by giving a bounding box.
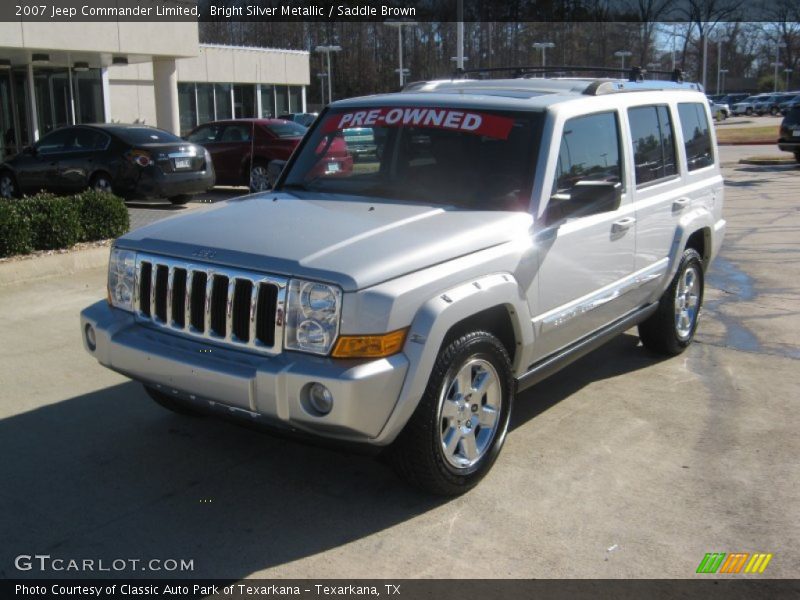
[531,110,637,361]
[55,128,111,192]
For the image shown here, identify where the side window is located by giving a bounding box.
[36,129,74,154]
[73,129,109,151]
[187,125,221,144]
[549,111,623,220]
[627,105,678,185]
[678,102,714,171]
[220,124,252,143]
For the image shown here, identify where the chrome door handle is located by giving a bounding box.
[612,217,636,233]
[673,197,691,209]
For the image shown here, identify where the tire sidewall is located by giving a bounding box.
[427,334,514,486]
[670,249,704,348]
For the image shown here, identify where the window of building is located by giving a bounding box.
[678,102,714,171]
[215,83,233,120]
[275,85,289,116]
[197,83,215,125]
[178,83,197,136]
[72,69,104,124]
[627,105,678,185]
[288,86,303,113]
[233,84,256,119]
[260,85,275,118]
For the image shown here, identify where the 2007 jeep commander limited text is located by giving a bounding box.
[82,74,725,495]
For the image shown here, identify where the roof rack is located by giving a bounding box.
[445,65,702,95]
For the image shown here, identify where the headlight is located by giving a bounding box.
[108,248,136,312]
[285,279,342,355]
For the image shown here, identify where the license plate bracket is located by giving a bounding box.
[173,157,192,170]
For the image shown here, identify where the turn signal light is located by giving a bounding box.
[332,328,408,359]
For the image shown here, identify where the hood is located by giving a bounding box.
[118,193,532,291]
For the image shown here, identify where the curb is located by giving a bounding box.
[0,245,110,287]
[738,158,796,166]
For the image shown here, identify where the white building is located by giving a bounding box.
[0,21,310,159]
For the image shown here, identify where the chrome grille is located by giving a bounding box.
[134,253,286,354]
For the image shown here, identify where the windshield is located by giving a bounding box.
[116,127,183,145]
[280,106,543,211]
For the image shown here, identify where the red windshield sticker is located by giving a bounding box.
[320,108,515,140]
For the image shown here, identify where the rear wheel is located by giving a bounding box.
[90,172,113,194]
[144,385,205,417]
[0,171,17,199]
[168,194,192,205]
[390,331,513,496]
[249,162,270,192]
[639,248,704,355]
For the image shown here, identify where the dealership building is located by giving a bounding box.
[0,21,310,160]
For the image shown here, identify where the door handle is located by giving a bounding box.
[612,217,636,233]
[673,197,691,210]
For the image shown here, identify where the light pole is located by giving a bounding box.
[455,0,465,71]
[614,50,632,73]
[314,45,342,104]
[785,68,793,91]
[774,41,786,92]
[532,42,555,69]
[719,69,729,94]
[315,72,328,105]
[716,38,724,94]
[385,21,418,88]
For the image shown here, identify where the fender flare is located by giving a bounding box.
[372,272,533,445]
[664,207,715,282]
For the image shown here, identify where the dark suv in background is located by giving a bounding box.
[778,106,800,162]
[0,124,215,203]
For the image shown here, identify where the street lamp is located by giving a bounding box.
[774,41,786,92]
[716,37,727,95]
[314,45,342,104]
[385,21,418,88]
[532,42,555,69]
[771,62,784,92]
[719,69,729,94]
[315,72,328,105]
[614,50,632,72]
[785,68,793,90]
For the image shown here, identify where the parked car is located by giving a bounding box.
[708,100,729,120]
[82,76,725,495]
[720,93,749,106]
[753,93,786,116]
[0,124,214,203]
[342,127,378,159]
[731,95,766,116]
[778,93,800,115]
[778,105,800,163]
[278,113,319,127]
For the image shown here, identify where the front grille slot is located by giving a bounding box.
[133,254,285,355]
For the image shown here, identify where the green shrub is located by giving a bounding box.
[17,193,82,250]
[0,202,33,257]
[75,190,129,241]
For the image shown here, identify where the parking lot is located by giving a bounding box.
[0,149,797,579]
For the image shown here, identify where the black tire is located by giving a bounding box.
[794,152,800,164]
[89,172,113,194]
[0,170,18,199]
[745,107,753,116]
[639,248,704,356]
[389,331,514,496]
[168,194,192,205]
[144,385,205,417]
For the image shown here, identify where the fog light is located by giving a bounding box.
[307,382,333,416]
[85,324,96,352]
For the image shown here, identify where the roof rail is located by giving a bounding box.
[455,64,688,84]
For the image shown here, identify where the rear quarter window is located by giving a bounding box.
[678,103,714,171]
[627,105,678,186]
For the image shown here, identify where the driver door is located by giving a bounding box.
[530,110,637,362]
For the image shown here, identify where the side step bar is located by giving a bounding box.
[516,302,658,392]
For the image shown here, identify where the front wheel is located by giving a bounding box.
[389,331,514,496]
[639,248,704,355]
[0,171,17,199]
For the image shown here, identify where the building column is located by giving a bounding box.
[301,86,307,113]
[26,63,39,141]
[152,58,180,134]
[101,67,111,123]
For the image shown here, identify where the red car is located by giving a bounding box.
[186,119,351,192]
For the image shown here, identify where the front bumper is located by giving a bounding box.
[81,301,409,443]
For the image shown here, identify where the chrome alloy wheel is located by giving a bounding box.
[93,176,112,193]
[0,174,15,198]
[250,165,270,191]
[675,265,701,340]
[438,357,502,469]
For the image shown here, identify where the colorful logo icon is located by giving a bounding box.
[696,552,773,574]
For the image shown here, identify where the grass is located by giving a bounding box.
[715,125,779,144]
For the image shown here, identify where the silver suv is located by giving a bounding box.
[81,76,725,495]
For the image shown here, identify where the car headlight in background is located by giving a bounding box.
[107,248,136,312]
[284,279,342,355]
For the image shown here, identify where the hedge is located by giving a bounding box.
[0,190,129,258]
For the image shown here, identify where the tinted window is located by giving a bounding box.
[267,122,308,138]
[187,124,222,143]
[678,103,714,171]
[73,128,109,151]
[552,111,623,194]
[628,105,678,185]
[115,127,182,145]
[37,129,73,154]
[219,124,252,142]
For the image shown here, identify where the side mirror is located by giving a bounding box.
[545,180,622,225]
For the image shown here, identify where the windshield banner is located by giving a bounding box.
[320,108,515,140]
